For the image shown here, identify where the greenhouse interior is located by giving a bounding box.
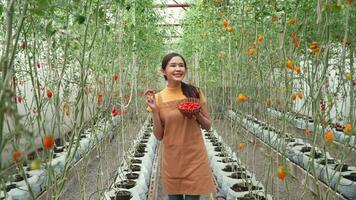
[0,0,355,199]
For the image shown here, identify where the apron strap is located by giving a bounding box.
[156,93,163,107]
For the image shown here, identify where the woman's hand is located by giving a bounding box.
[144,88,157,112]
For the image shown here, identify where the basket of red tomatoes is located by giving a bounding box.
[178,99,201,118]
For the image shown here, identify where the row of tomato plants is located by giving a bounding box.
[0,0,165,199]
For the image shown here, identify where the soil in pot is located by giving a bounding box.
[335,127,343,132]
[222,164,242,172]
[131,159,142,164]
[291,143,304,147]
[216,152,229,157]
[334,164,350,172]
[308,152,323,159]
[229,171,250,179]
[115,180,136,189]
[318,159,336,165]
[237,193,266,200]
[54,146,65,153]
[214,146,224,152]
[210,138,218,143]
[218,158,236,163]
[134,152,144,157]
[126,173,139,180]
[343,173,356,182]
[285,138,295,143]
[12,173,30,182]
[111,190,132,200]
[213,142,223,147]
[300,146,312,153]
[6,184,17,192]
[137,143,146,150]
[136,144,146,153]
[55,138,64,146]
[231,183,263,192]
[130,165,141,172]
[140,139,148,144]
[253,119,260,124]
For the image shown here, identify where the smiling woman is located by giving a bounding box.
[145,53,215,200]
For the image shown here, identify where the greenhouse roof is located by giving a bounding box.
[154,0,191,45]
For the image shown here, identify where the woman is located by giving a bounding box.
[145,53,216,200]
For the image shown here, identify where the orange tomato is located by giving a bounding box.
[258,35,263,43]
[97,94,103,104]
[305,128,311,137]
[223,19,228,28]
[297,92,304,99]
[113,74,119,81]
[347,0,352,5]
[43,135,55,150]
[237,94,248,103]
[226,26,233,32]
[310,42,320,55]
[13,150,22,162]
[295,64,301,74]
[310,42,318,50]
[344,123,352,135]
[287,59,293,69]
[288,17,297,25]
[239,143,244,150]
[277,166,287,180]
[291,94,297,101]
[341,38,351,46]
[325,130,334,143]
[272,16,280,22]
[247,47,255,56]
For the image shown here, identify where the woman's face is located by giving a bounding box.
[163,56,186,83]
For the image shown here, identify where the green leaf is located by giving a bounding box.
[29,7,45,16]
[0,4,3,16]
[45,21,56,37]
[37,0,49,9]
[75,14,86,24]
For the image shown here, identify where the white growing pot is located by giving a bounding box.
[103,188,140,200]
[336,172,356,200]
[220,170,253,197]
[226,178,265,200]
[7,186,32,200]
[113,178,148,200]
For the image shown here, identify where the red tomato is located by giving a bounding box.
[43,135,55,150]
[47,90,53,99]
[13,150,22,162]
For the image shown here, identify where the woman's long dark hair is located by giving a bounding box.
[161,53,200,99]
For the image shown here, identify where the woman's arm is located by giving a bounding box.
[195,104,211,131]
[151,110,164,140]
[145,90,164,140]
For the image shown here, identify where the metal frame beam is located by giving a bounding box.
[154,3,191,8]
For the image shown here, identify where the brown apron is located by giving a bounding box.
[157,94,216,195]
